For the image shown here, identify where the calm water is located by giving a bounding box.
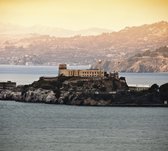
[0,65,168,86]
[0,101,168,151]
[0,66,168,150]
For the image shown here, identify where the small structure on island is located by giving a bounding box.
[129,84,150,91]
[0,81,16,90]
[58,64,105,77]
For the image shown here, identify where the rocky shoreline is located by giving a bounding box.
[0,76,168,106]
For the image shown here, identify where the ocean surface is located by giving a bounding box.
[0,65,168,86]
[0,101,168,151]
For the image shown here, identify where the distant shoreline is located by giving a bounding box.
[1,100,168,107]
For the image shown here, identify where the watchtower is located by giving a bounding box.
[59,64,67,75]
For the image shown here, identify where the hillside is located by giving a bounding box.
[93,46,168,72]
[0,21,168,66]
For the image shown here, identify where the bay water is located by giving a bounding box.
[0,65,168,151]
[0,101,168,151]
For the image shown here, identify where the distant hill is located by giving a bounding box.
[0,21,168,67]
[93,46,168,72]
[0,23,113,36]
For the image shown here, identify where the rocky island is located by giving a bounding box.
[0,67,168,106]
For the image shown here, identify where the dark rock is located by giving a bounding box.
[149,84,159,92]
[160,83,168,102]
[1,75,167,106]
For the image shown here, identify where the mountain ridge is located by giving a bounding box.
[0,23,113,37]
[0,21,168,72]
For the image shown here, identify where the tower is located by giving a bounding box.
[58,64,67,76]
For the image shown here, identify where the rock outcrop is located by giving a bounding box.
[0,90,22,101]
[160,83,168,102]
[22,88,57,103]
[0,76,168,106]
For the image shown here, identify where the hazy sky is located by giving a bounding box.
[0,0,168,30]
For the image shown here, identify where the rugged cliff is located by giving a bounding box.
[0,76,168,106]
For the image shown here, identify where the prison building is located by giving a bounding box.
[59,64,104,77]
